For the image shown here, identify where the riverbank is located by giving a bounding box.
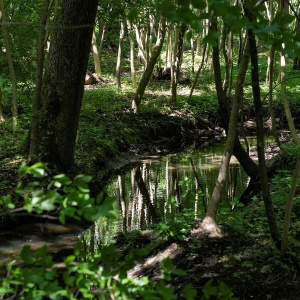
[0,106,222,228]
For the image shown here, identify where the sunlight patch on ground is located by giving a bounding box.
[128,243,182,279]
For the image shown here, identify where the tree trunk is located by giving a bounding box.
[188,43,208,101]
[132,18,166,112]
[29,0,50,158]
[0,86,5,122]
[38,0,98,171]
[135,25,147,68]
[98,20,106,52]
[189,28,195,73]
[0,0,18,131]
[171,23,187,105]
[244,1,280,245]
[127,19,137,88]
[92,30,102,77]
[116,18,125,90]
[201,15,250,235]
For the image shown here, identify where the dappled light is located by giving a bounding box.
[2,0,300,298]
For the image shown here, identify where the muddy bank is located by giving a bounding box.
[77,110,224,193]
[0,110,222,230]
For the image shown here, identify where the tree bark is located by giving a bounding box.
[29,0,50,158]
[201,15,250,234]
[171,23,187,105]
[92,30,102,77]
[127,19,137,88]
[0,0,18,131]
[38,0,98,171]
[244,1,280,245]
[116,18,125,90]
[132,18,166,112]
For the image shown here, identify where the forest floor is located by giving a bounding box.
[1,83,300,299]
[114,220,300,300]
[77,95,300,299]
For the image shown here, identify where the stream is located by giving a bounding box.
[0,141,254,263]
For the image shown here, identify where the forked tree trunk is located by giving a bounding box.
[38,0,98,171]
[132,18,166,112]
[0,0,18,131]
[135,25,147,68]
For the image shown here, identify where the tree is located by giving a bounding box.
[132,17,166,112]
[29,0,50,157]
[0,0,18,131]
[116,18,125,90]
[201,15,250,235]
[37,0,99,171]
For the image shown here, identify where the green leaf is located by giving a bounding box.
[18,162,28,176]
[21,245,35,264]
[172,268,187,276]
[64,255,76,264]
[53,174,72,187]
[27,162,47,178]
[74,175,91,193]
[183,284,197,300]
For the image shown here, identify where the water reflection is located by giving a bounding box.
[102,145,248,238]
[0,143,250,260]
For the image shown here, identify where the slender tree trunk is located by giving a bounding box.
[0,0,18,131]
[127,19,137,88]
[200,14,250,235]
[171,25,179,103]
[132,18,166,112]
[98,20,106,52]
[29,0,49,158]
[244,1,280,245]
[165,24,173,68]
[188,43,207,101]
[190,29,195,73]
[265,1,281,146]
[196,35,201,55]
[0,86,5,122]
[135,25,147,68]
[171,23,187,104]
[38,0,98,171]
[92,30,101,77]
[116,18,125,90]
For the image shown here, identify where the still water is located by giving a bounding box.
[81,142,250,252]
[0,142,250,262]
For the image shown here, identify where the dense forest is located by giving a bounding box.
[1,0,300,299]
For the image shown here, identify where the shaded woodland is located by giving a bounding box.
[1,0,300,299]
